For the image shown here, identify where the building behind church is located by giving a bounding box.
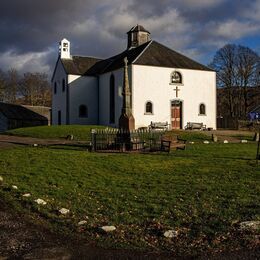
[52,25,216,129]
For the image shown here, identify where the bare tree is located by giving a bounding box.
[19,72,51,106]
[0,69,6,102]
[5,68,19,103]
[210,44,237,117]
[210,44,259,118]
[237,45,259,116]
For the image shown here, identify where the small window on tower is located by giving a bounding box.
[63,43,68,47]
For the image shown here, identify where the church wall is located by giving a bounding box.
[52,59,67,125]
[99,68,131,127]
[132,65,216,129]
[68,75,98,125]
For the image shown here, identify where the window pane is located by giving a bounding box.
[146,102,152,113]
[200,104,206,115]
[79,105,88,117]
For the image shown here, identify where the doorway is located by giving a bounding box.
[171,100,182,129]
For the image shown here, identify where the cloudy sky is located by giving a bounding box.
[0,0,259,77]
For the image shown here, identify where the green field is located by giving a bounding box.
[0,142,259,255]
[4,125,108,141]
[5,125,213,142]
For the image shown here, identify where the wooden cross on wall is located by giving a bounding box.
[174,86,180,98]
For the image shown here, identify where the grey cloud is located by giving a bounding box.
[0,0,259,76]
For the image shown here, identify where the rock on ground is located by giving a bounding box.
[34,199,47,205]
[59,208,70,215]
[100,226,116,232]
[239,221,260,231]
[163,230,178,238]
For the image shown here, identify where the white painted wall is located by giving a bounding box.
[52,59,67,125]
[99,68,132,127]
[68,75,98,125]
[132,65,216,129]
[52,59,216,129]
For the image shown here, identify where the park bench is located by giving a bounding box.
[161,135,186,150]
[148,134,186,153]
[149,121,169,130]
[185,122,206,130]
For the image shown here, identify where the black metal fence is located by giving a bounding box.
[91,128,166,152]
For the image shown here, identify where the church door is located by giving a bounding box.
[171,100,182,129]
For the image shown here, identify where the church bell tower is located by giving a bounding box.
[59,38,71,59]
[127,25,151,49]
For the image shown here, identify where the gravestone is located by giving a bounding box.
[212,134,218,142]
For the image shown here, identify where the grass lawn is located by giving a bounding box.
[4,125,109,141]
[4,125,212,142]
[0,142,259,255]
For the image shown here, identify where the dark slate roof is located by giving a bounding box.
[85,41,151,75]
[60,40,213,76]
[134,41,213,71]
[61,56,102,75]
[127,25,150,34]
[0,102,48,121]
[86,40,213,75]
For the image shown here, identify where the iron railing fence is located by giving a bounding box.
[91,128,166,152]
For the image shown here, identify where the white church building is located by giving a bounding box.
[52,25,216,129]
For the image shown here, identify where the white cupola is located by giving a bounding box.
[59,38,71,59]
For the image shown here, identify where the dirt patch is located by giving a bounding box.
[0,198,259,259]
[202,130,255,142]
[0,199,170,259]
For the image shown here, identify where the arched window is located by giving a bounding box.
[145,101,153,114]
[54,82,57,94]
[199,103,206,115]
[109,74,115,123]
[170,71,182,84]
[79,105,88,118]
[62,79,66,92]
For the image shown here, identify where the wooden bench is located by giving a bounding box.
[160,140,171,153]
[149,121,169,130]
[162,135,186,150]
[148,135,186,153]
[185,122,206,130]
